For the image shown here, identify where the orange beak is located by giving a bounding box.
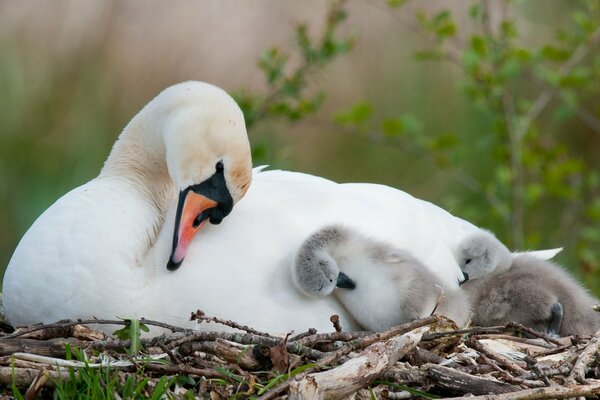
[167,190,217,271]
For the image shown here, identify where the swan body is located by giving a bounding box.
[458,232,600,336]
[293,225,471,330]
[2,81,556,335]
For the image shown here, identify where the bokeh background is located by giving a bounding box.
[1,0,599,291]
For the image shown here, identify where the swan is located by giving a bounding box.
[1,81,559,335]
[292,225,471,330]
[458,231,600,336]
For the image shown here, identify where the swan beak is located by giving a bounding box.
[458,272,469,286]
[336,272,356,289]
[167,190,218,271]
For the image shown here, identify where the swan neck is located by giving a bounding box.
[99,109,175,245]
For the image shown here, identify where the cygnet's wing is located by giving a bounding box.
[512,247,563,260]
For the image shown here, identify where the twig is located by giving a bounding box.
[190,310,274,337]
[439,382,600,400]
[294,331,372,347]
[467,337,527,376]
[288,327,427,400]
[329,315,342,332]
[2,318,188,340]
[506,322,563,346]
[258,316,440,400]
[423,363,520,395]
[566,329,600,384]
[24,369,49,400]
[289,328,318,342]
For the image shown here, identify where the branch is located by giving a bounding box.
[566,329,600,384]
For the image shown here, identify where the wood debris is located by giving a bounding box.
[0,313,599,399]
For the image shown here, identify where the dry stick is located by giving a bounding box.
[288,327,427,400]
[289,328,318,342]
[505,322,562,346]
[24,369,49,400]
[475,334,555,349]
[438,383,600,400]
[143,362,226,379]
[2,318,189,340]
[423,363,520,395]
[478,353,544,389]
[294,331,372,347]
[190,310,274,337]
[329,315,342,332]
[566,329,600,384]
[422,325,507,341]
[169,331,325,360]
[467,337,528,376]
[257,315,440,400]
[0,366,71,388]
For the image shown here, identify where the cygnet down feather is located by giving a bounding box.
[292,225,471,330]
[458,230,600,336]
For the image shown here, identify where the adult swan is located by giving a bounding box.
[2,81,554,334]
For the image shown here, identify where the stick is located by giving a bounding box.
[467,337,527,375]
[439,383,600,400]
[24,369,49,400]
[329,315,342,332]
[423,363,519,395]
[505,322,563,346]
[258,316,439,400]
[288,326,427,400]
[566,329,600,384]
[190,310,274,337]
[2,318,189,340]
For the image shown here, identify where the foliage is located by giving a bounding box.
[234,0,354,129]
[334,0,600,287]
[113,319,150,355]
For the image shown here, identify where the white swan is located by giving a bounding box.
[1,81,557,334]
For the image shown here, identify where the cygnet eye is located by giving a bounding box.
[465,258,472,265]
[215,160,224,172]
[329,279,333,283]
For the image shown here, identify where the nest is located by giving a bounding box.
[1,310,600,399]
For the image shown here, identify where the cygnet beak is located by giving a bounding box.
[458,272,469,286]
[336,272,357,289]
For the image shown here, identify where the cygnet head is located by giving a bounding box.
[114,81,252,270]
[293,250,340,297]
[293,236,357,297]
[457,230,512,282]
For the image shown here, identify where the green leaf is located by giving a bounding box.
[540,45,569,62]
[334,101,373,125]
[386,0,407,8]
[470,35,487,57]
[382,118,405,137]
[429,132,458,150]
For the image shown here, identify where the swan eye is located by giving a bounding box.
[329,279,333,283]
[215,160,224,172]
[465,258,472,265]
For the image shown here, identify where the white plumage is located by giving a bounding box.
[2,81,557,335]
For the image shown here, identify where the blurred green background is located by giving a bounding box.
[1,0,599,291]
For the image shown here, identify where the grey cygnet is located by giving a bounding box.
[458,230,600,336]
[292,225,470,330]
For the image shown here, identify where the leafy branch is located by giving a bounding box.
[234,0,354,129]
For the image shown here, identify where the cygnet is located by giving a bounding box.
[292,225,471,330]
[458,231,600,336]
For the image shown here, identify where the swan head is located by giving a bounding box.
[457,230,512,282]
[161,82,252,270]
